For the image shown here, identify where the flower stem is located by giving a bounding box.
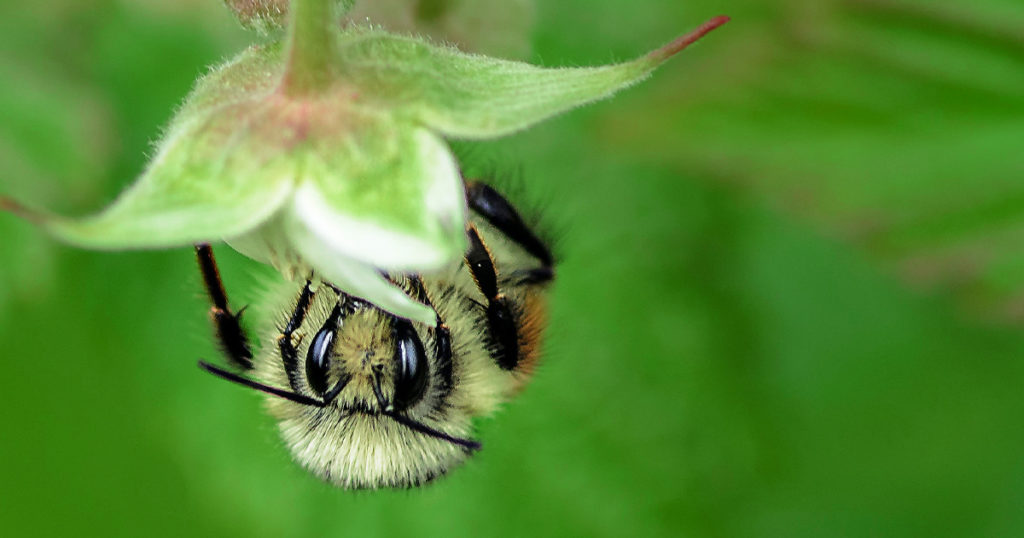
[282,0,335,96]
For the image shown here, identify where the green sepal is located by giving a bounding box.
[35,108,296,250]
[1,43,288,249]
[335,16,730,138]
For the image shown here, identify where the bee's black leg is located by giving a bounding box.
[465,181,554,278]
[409,277,454,395]
[278,281,314,393]
[465,226,522,371]
[195,244,253,370]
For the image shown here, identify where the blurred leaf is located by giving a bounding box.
[346,0,535,59]
[597,0,1024,324]
[0,46,115,207]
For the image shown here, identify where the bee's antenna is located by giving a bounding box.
[198,360,325,407]
[371,371,481,451]
[371,369,393,412]
[386,412,482,452]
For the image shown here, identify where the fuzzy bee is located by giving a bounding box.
[195,182,554,488]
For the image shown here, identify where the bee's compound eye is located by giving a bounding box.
[392,319,429,411]
[305,325,336,396]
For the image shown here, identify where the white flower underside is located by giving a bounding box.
[226,127,462,325]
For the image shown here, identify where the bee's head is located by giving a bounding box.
[252,285,477,489]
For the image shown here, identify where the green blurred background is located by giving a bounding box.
[2,1,1023,536]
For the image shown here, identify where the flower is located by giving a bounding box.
[1,0,728,324]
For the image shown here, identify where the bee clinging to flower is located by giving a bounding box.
[0,0,728,489]
[197,181,554,488]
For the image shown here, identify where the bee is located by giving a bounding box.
[195,181,555,488]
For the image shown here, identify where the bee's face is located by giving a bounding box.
[256,287,485,488]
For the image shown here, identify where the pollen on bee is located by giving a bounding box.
[277,330,305,347]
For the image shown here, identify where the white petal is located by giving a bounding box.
[226,210,311,281]
[284,206,436,325]
[292,181,449,269]
[295,127,467,272]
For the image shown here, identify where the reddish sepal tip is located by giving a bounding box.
[0,196,42,223]
[651,15,731,61]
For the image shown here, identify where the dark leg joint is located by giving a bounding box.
[195,244,253,370]
[279,281,314,393]
[212,306,253,370]
[463,228,522,370]
[408,276,454,392]
[487,298,520,370]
